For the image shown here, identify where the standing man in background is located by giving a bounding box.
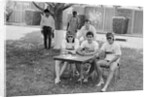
[77,19,97,43]
[67,11,79,37]
[40,9,54,49]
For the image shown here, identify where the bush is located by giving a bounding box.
[112,16,129,34]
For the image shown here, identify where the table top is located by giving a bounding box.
[53,54,95,63]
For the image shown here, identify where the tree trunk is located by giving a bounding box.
[53,10,66,49]
[54,11,63,30]
[53,30,66,49]
[6,11,13,22]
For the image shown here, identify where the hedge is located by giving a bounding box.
[112,16,129,34]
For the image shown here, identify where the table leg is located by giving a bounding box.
[80,63,83,85]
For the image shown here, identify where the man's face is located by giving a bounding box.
[107,36,114,44]
[68,36,74,42]
[73,13,77,17]
[87,35,93,43]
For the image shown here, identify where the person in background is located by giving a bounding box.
[54,33,79,84]
[40,9,54,49]
[77,19,97,43]
[95,32,121,92]
[67,11,79,37]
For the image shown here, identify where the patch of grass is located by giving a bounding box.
[6,32,143,96]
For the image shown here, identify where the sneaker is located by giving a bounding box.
[75,71,80,76]
[83,78,88,83]
[100,88,106,92]
[55,78,60,84]
[96,79,104,87]
[77,76,84,82]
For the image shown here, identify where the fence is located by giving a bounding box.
[7,2,143,34]
[9,10,25,23]
[7,1,44,24]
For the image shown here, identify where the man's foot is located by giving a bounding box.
[55,78,60,84]
[75,71,80,76]
[77,78,82,82]
[96,79,104,87]
[83,78,88,83]
[78,76,84,82]
[100,87,107,92]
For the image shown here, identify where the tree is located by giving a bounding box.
[5,0,17,22]
[32,2,74,49]
[32,2,73,30]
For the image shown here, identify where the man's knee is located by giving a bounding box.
[96,60,101,67]
[55,60,62,65]
[96,60,106,67]
[110,62,118,71]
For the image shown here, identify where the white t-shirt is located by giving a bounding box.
[40,14,55,29]
[101,42,121,63]
[80,40,99,52]
[77,25,97,40]
[61,38,79,51]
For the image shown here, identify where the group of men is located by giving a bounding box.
[40,9,122,92]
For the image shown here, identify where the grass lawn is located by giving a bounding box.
[6,32,143,96]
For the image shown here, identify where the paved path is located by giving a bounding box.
[6,25,143,50]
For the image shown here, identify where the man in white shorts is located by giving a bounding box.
[96,32,121,92]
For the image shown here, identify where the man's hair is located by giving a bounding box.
[106,32,114,40]
[73,11,77,15]
[44,9,49,13]
[85,19,90,23]
[86,31,94,37]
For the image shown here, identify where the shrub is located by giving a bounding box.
[112,16,129,34]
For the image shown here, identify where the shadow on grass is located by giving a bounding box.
[6,31,143,96]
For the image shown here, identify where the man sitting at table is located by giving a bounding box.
[77,31,99,82]
[54,32,79,84]
[95,32,121,92]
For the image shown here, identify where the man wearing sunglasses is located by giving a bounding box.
[95,32,121,92]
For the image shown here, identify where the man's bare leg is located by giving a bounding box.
[55,60,61,84]
[101,62,118,92]
[96,61,104,86]
[59,62,67,76]
[96,60,107,86]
